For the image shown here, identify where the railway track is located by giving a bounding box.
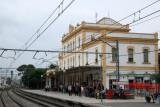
[0,88,58,107]
[0,89,23,107]
[13,88,59,107]
[0,88,93,107]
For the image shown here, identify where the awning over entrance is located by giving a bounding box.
[63,66,102,72]
[44,66,102,77]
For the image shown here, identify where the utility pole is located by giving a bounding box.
[79,55,80,86]
[99,55,103,102]
[11,71,13,87]
[116,40,120,91]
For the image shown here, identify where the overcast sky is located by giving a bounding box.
[0,0,160,73]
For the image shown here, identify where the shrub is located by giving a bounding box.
[145,96,151,103]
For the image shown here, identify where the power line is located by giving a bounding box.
[2,0,160,68]
[8,0,75,68]
[88,48,160,66]
[0,48,112,55]
[34,0,160,67]
[130,14,160,27]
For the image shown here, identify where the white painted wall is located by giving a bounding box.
[76,33,82,51]
[84,43,102,66]
[62,54,75,69]
[106,43,155,67]
[76,53,82,66]
[106,33,154,39]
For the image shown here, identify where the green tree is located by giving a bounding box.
[21,69,46,89]
[150,73,160,84]
[159,53,160,73]
[17,64,35,74]
[48,64,57,69]
[6,77,12,85]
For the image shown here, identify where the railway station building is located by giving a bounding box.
[46,17,159,91]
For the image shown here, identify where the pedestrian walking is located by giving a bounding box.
[81,86,84,97]
[68,84,72,96]
[79,85,82,97]
[75,85,78,96]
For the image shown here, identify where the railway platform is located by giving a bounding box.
[23,89,146,107]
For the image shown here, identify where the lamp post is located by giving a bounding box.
[79,55,80,86]
[28,76,29,89]
[41,75,43,90]
[47,73,49,87]
[53,72,56,87]
[63,68,66,86]
[99,54,103,102]
[115,40,119,91]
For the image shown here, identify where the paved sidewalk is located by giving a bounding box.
[23,89,146,106]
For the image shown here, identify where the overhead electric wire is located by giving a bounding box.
[0,48,112,55]
[130,14,160,27]
[8,0,75,68]
[2,0,160,68]
[88,48,160,66]
[39,0,160,61]
[36,8,160,67]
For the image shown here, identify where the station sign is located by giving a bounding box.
[113,81,129,85]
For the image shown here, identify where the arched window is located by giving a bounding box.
[112,48,116,61]
[144,49,149,62]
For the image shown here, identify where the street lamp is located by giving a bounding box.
[78,55,80,86]
[63,68,66,86]
[28,76,29,89]
[53,72,56,86]
[99,54,103,102]
[47,73,49,87]
[41,75,43,91]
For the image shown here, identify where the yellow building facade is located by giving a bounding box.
[58,17,159,90]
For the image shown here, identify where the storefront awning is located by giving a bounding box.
[64,66,102,72]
